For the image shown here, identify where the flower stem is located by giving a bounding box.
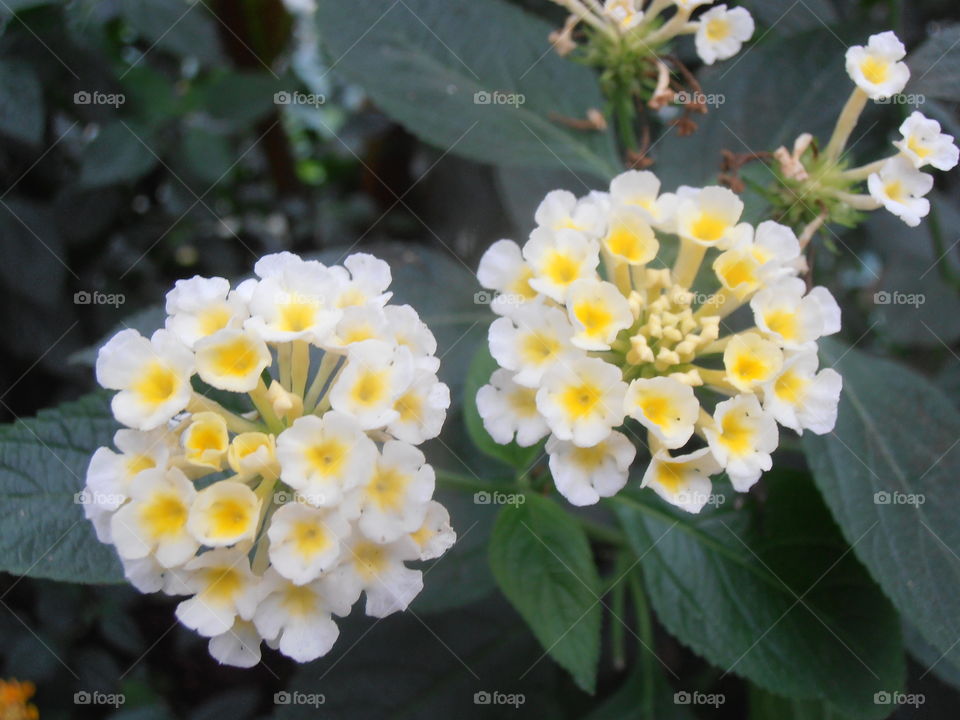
[627,567,656,719]
[824,87,869,162]
[188,393,261,433]
[672,239,707,289]
[290,339,310,398]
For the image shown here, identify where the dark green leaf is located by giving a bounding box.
[315,0,621,177]
[79,121,160,188]
[907,24,960,102]
[614,470,903,718]
[0,391,124,583]
[749,685,854,720]
[803,339,960,680]
[489,493,602,693]
[0,59,44,145]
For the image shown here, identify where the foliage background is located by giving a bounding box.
[0,0,959,717]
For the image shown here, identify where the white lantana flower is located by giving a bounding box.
[602,206,659,267]
[165,276,248,349]
[566,279,635,351]
[868,155,934,227]
[476,368,550,447]
[751,221,802,281]
[695,5,754,66]
[845,31,910,100]
[705,394,778,491]
[110,467,198,567]
[624,377,700,449]
[87,251,454,668]
[534,190,606,236]
[723,332,785,392]
[524,228,601,302]
[476,239,538,316]
[329,340,415,429]
[894,111,960,171]
[642,448,722,514]
[536,356,627,447]
[275,412,377,508]
[546,431,635,506]
[488,303,577,388]
[96,328,194,431]
[603,0,643,30]
[762,351,842,435]
[267,502,350,584]
[675,186,745,247]
[750,278,841,350]
[609,170,677,230]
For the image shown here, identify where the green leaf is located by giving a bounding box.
[464,344,541,470]
[737,0,838,34]
[585,664,696,720]
[802,339,960,675]
[79,121,160,189]
[613,470,904,718]
[314,0,620,177]
[120,0,223,66]
[749,686,854,720]
[0,60,44,145]
[0,391,124,583]
[488,493,601,693]
[907,24,960,102]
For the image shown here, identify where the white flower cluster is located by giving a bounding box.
[476,171,842,513]
[551,0,754,67]
[842,32,958,227]
[85,252,455,668]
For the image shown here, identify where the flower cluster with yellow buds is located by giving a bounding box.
[84,252,455,667]
[0,679,38,720]
[476,171,842,512]
[772,31,958,229]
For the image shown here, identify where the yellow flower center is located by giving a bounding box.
[353,541,388,579]
[198,306,232,336]
[210,337,261,377]
[366,467,411,510]
[860,56,890,84]
[764,309,798,341]
[291,520,331,558]
[351,369,388,406]
[543,251,580,285]
[395,391,423,423]
[205,498,255,541]
[705,18,730,41]
[560,382,603,419]
[717,411,753,456]
[139,492,188,539]
[202,567,244,604]
[573,300,614,339]
[279,301,317,332]
[508,387,539,417]
[308,438,349,476]
[690,213,728,243]
[520,332,560,366]
[133,362,179,406]
[774,369,809,404]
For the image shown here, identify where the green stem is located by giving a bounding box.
[609,552,630,670]
[614,87,638,155]
[627,567,655,719]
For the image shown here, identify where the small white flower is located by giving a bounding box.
[253,569,342,663]
[750,278,841,350]
[641,447,722,513]
[534,190,606,236]
[332,253,393,308]
[342,441,435,544]
[624,376,700,449]
[267,502,350,584]
[695,5,754,66]
[408,501,457,561]
[895,112,959,171]
[704,394,778,491]
[208,619,262,668]
[601,206,659,266]
[187,480,261,547]
[327,305,392,349]
[175,548,260,637]
[476,239,538,316]
[329,340,415,429]
[868,156,934,227]
[723,332,784,392]
[603,0,643,30]
[96,329,194,431]
[845,31,910,100]
[675,186,745,247]
[119,555,191,595]
[384,305,440,371]
[387,369,450,444]
[488,303,577,388]
[713,241,763,299]
[328,533,423,618]
[245,258,341,343]
[523,228,601,302]
[110,467,198,567]
[181,412,230,471]
[475,368,550,447]
[536,356,628,447]
[609,170,677,230]
[276,412,378,508]
[546,431,635,506]
[165,276,248,349]
[566,279,635,351]
[227,432,279,478]
[762,351,842,435]
[751,221,802,281]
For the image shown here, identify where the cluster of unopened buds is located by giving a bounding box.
[549,0,754,67]
[476,170,842,512]
[84,252,455,667]
[775,30,958,228]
